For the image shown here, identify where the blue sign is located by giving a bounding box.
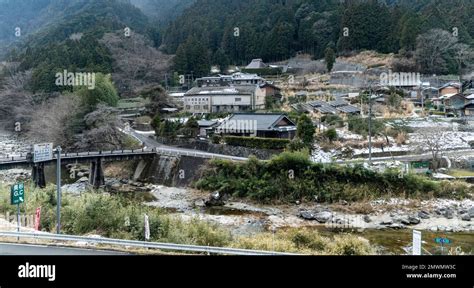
[435,237,451,244]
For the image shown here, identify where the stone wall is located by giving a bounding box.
[136,154,209,187]
[156,137,279,160]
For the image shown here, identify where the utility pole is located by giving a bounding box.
[368,85,373,165]
[56,146,62,234]
[421,88,425,116]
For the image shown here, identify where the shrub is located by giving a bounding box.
[348,116,384,137]
[322,115,344,128]
[324,128,338,142]
[395,132,408,145]
[195,151,469,203]
[211,135,221,144]
[286,138,307,152]
[326,235,374,255]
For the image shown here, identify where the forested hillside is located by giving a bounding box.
[4,0,152,93]
[0,0,174,150]
[163,0,474,72]
[130,0,196,25]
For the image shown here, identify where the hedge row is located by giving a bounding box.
[224,136,290,150]
[195,151,473,203]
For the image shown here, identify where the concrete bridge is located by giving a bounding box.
[0,147,248,189]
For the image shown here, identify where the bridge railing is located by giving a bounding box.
[0,147,248,164]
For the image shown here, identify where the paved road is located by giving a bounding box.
[128,129,248,161]
[337,149,474,164]
[0,243,127,255]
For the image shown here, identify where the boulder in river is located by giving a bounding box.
[418,210,430,219]
[408,216,421,225]
[388,223,405,229]
[380,220,393,225]
[314,211,332,223]
[205,191,225,207]
[468,207,474,218]
[298,210,316,220]
[444,209,454,219]
[461,214,471,221]
[363,215,372,223]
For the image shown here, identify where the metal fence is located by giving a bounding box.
[0,231,299,256]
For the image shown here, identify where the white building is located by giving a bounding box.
[197,72,265,87]
[183,85,266,114]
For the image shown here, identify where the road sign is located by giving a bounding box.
[10,183,25,205]
[435,237,451,244]
[412,230,421,255]
[33,143,54,163]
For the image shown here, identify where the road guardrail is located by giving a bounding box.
[0,231,299,256]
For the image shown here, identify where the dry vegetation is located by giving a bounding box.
[232,228,375,255]
[100,32,173,98]
[338,50,395,68]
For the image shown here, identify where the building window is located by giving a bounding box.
[203,105,209,110]
[235,98,241,102]
[185,105,191,110]
[194,105,200,110]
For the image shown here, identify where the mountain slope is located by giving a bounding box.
[130,0,196,24]
[2,0,163,95]
[162,0,474,68]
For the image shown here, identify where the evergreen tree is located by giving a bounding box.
[324,46,336,72]
[296,114,315,148]
[174,37,210,78]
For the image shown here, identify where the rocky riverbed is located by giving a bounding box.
[140,185,474,235]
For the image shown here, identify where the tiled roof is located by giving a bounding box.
[337,105,361,113]
[218,113,295,131]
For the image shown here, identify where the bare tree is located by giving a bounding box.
[100,32,173,98]
[26,94,81,146]
[71,105,136,151]
[0,68,38,130]
[415,29,457,74]
[411,126,448,171]
[453,43,474,80]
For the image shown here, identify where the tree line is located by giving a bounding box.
[164,0,473,76]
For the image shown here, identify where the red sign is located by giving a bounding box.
[34,207,41,231]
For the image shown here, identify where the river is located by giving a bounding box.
[0,130,472,255]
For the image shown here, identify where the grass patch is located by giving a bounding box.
[0,184,230,247]
[447,169,474,177]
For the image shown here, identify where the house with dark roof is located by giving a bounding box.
[197,120,219,137]
[216,113,297,139]
[440,93,467,113]
[464,101,474,117]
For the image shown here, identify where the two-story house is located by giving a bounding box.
[183,85,266,114]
